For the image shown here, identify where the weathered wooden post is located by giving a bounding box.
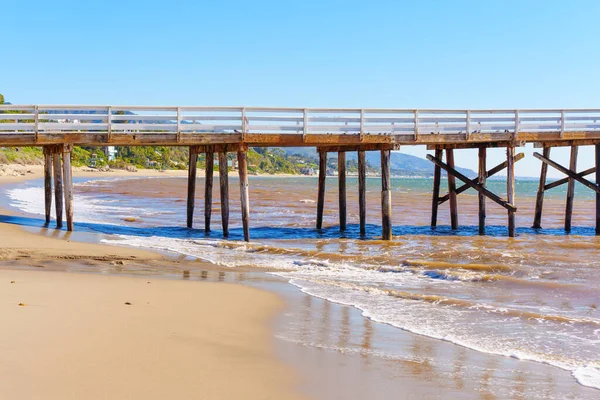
[237,150,250,242]
[533,146,551,229]
[446,148,458,229]
[316,150,327,229]
[218,152,229,237]
[565,145,578,232]
[52,147,63,229]
[43,146,53,226]
[62,144,74,232]
[431,148,442,228]
[596,144,600,234]
[186,146,198,228]
[358,150,366,236]
[507,146,516,237]
[381,149,392,240]
[478,146,487,235]
[205,150,214,232]
[338,151,347,232]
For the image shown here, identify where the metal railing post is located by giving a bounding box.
[177,107,181,143]
[34,105,39,142]
[560,110,565,138]
[466,110,471,140]
[107,106,112,143]
[360,109,365,142]
[302,108,308,142]
[242,107,247,141]
[514,110,519,140]
[414,109,419,141]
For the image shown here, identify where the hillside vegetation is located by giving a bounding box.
[0,145,327,174]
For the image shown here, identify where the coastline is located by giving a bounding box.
[0,166,306,400]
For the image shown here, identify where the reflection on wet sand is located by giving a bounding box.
[262,271,598,400]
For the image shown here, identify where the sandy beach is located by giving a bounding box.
[0,166,305,400]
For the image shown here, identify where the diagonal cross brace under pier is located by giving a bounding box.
[426,154,517,212]
[438,153,524,205]
[544,167,596,191]
[533,152,600,194]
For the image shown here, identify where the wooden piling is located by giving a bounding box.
[381,149,392,240]
[186,147,198,228]
[43,148,53,225]
[507,146,516,237]
[446,149,458,229]
[478,147,487,235]
[52,150,63,229]
[338,151,347,232]
[219,152,230,237]
[237,151,250,242]
[316,151,327,229]
[204,151,214,232]
[62,146,74,232]
[596,144,600,235]
[431,148,442,228]
[533,146,551,229]
[565,145,578,232]
[358,150,366,236]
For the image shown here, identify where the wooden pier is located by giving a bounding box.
[2,105,600,241]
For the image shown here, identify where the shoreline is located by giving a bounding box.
[0,167,306,400]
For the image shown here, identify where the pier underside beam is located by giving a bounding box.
[237,150,250,242]
[317,144,400,153]
[316,151,327,230]
[219,152,230,237]
[43,147,53,226]
[205,150,214,232]
[187,146,198,228]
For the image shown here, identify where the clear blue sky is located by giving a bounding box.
[3,0,600,177]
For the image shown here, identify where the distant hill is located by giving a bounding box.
[283,147,477,178]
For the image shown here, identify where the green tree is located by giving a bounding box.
[0,93,4,104]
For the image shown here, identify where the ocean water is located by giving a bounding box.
[4,174,600,392]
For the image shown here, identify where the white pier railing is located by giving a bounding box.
[1,105,600,137]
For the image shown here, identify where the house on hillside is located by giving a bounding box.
[103,146,117,161]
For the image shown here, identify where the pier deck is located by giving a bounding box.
[2,105,600,240]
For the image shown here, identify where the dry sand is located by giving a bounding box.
[0,269,303,400]
[0,167,306,400]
